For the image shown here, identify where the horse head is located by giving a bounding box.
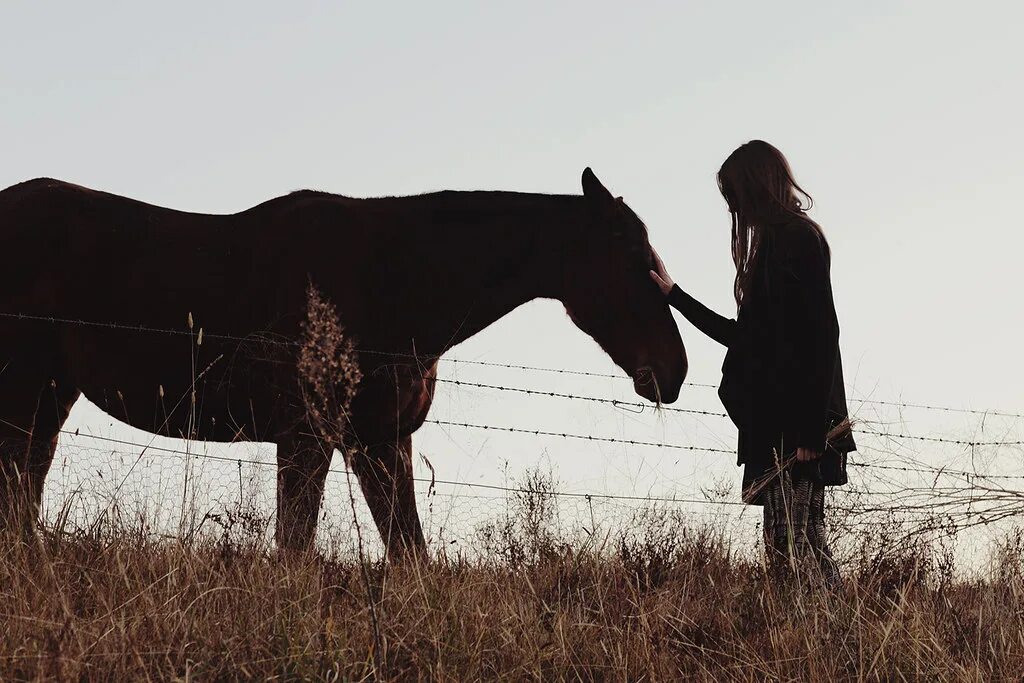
[560,168,688,404]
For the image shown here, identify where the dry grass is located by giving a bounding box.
[6,288,1021,680]
[4,510,1024,681]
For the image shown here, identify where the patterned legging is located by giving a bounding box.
[761,470,841,588]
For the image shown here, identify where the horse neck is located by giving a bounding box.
[363,191,584,358]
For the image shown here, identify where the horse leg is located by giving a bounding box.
[350,435,426,560]
[0,364,67,537]
[0,405,34,537]
[275,434,332,552]
[26,377,80,524]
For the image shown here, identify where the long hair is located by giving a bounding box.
[717,140,826,305]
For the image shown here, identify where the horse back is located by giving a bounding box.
[0,179,250,312]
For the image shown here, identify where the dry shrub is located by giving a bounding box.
[851,523,957,596]
[475,465,564,567]
[618,508,740,591]
[296,281,362,450]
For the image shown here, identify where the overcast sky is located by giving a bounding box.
[2,1,1021,538]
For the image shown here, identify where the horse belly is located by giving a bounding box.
[64,333,297,444]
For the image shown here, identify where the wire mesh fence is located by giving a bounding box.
[39,404,1024,566]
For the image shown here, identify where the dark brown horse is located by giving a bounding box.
[0,169,686,556]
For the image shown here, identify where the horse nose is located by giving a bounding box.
[632,364,681,404]
[634,366,654,385]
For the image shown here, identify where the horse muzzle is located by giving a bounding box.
[632,365,681,404]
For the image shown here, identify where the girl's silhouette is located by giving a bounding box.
[650,140,855,586]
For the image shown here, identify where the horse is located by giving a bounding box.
[0,168,687,557]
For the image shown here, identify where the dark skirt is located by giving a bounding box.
[739,428,850,505]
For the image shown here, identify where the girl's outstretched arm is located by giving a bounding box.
[650,247,735,347]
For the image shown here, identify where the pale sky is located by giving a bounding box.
[2,1,1022,549]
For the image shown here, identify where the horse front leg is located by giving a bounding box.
[275,433,332,552]
[350,434,426,561]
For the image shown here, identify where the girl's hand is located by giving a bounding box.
[649,247,675,297]
[795,447,822,462]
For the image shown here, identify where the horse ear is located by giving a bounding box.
[581,167,613,203]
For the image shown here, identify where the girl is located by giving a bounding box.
[649,140,855,586]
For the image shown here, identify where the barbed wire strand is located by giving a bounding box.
[3,310,1022,419]
[434,377,1024,447]
[434,378,730,417]
[56,429,749,507]
[56,423,1024,505]
[424,419,736,453]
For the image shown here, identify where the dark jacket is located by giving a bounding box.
[668,218,855,500]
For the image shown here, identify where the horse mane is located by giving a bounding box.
[258,189,581,226]
[284,188,578,205]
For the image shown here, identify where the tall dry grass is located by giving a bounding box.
[4,502,1024,681]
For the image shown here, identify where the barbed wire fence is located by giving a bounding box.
[6,310,1023,562]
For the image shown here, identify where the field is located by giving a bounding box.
[4,492,1024,682]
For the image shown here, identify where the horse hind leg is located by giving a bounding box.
[0,367,77,538]
[0,404,34,536]
[26,377,80,526]
[350,435,427,561]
